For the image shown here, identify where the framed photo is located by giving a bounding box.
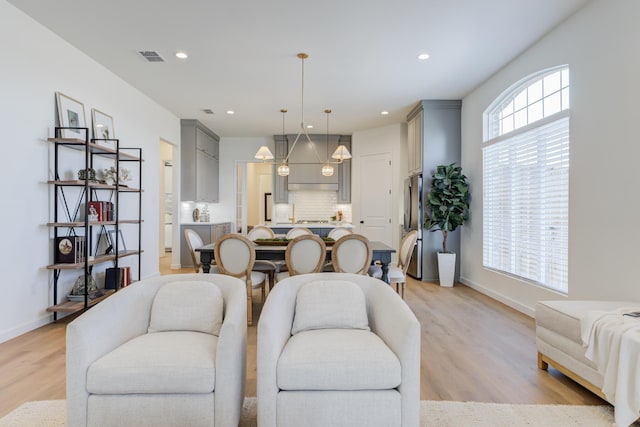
[55,92,87,139]
[91,108,116,149]
[108,230,127,253]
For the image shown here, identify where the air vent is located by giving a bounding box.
[137,50,165,62]
[203,109,214,115]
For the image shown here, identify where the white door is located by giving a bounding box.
[359,153,392,245]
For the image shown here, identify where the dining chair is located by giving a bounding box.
[247,225,276,240]
[277,234,327,281]
[331,233,373,275]
[327,226,352,241]
[214,233,267,325]
[285,226,313,239]
[246,225,279,291]
[183,228,205,273]
[370,230,418,299]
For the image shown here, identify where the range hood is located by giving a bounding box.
[286,135,339,191]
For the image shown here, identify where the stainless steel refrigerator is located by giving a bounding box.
[404,174,422,279]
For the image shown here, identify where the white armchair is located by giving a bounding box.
[257,273,420,427]
[66,274,247,427]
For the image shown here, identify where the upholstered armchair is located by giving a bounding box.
[257,273,420,427]
[66,274,247,427]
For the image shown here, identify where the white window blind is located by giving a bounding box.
[482,113,569,292]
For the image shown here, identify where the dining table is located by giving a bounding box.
[196,240,396,283]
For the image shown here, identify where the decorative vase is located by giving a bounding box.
[437,252,456,287]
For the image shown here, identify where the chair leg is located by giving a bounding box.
[400,281,406,299]
[246,282,253,326]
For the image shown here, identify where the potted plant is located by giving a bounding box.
[423,163,470,287]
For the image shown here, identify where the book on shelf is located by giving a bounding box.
[54,236,86,264]
[86,201,114,221]
[105,266,131,289]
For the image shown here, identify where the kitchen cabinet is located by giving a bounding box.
[180,222,231,268]
[273,136,289,203]
[337,136,351,203]
[181,119,219,202]
[407,109,423,175]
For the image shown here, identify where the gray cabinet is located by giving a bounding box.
[407,110,423,175]
[181,119,219,202]
[273,136,289,203]
[180,222,231,268]
[287,134,339,190]
[337,136,351,203]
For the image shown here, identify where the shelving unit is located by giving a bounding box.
[46,127,143,319]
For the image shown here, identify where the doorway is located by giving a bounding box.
[159,140,175,267]
[359,152,392,245]
[236,162,273,234]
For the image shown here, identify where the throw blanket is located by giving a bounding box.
[580,308,640,427]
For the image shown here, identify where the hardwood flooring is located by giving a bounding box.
[0,256,606,418]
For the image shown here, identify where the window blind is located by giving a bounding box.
[482,114,569,293]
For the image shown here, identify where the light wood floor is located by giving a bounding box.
[0,255,606,418]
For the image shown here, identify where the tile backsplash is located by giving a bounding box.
[274,191,352,223]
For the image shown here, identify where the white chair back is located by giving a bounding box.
[285,234,326,276]
[184,228,204,273]
[331,234,373,275]
[398,230,419,273]
[327,227,352,240]
[214,234,255,277]
[285,227,313,239]
[247,225,275,241]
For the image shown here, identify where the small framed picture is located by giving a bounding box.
[108,230,127,253]
[55,92,87,139]
[91,108,116,149]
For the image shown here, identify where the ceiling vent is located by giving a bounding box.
[203,109,214,114]
[137,50,165,62]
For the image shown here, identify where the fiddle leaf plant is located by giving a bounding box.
[423,163,470,253]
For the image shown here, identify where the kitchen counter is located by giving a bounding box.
[264,222,352,229]
[181,221,231,225]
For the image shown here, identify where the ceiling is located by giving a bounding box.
[8,0,589,137]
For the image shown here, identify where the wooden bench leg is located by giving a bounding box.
[538,352,548,370]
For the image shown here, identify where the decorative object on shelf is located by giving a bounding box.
[77,168,97,181]
[68,274,103,300]
[102,166,131,186]
[91,108,115,149]
[55,92,87,139]
[423,163,470,287]
[254,53,352,176]
[192,208,200,222]
[108,229,127,253]
[54,235,86,264]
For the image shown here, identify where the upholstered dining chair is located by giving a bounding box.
[214,233,267,325]
[285,226,313,239]
[370,230,418,299]
[277,234,326,282]
[184,228,205,273]
[246,225,279,291]
[327,226,352,241]
[331,233,373,275]
[247,225,276,240]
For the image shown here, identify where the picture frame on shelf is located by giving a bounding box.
[108,229,127,253]
[55,92,87,139]
[91,108,116,149]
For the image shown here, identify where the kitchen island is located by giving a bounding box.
[264,222,353,238]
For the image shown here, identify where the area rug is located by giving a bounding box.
[0,398,622,427]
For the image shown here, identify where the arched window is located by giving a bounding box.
[482,66,570,293]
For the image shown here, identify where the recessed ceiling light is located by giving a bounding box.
[175,51,188,59]
[417,53,430,60]
[306,125,313,129]
[226,110,235,115]
[381,111,389,115]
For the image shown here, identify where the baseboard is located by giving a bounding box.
[459,276,535,318]
[170,263,182,270]
[0,315,52,344]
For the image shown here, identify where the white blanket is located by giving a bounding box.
[580,308,640,427]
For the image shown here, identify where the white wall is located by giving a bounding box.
[352,123,406,256]
[460,0,640,316]
[0,0,180,342]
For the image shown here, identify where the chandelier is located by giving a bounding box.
[254,53,352,177]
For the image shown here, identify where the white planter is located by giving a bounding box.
[437,252,456,287]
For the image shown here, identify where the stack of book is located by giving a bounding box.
[87,201,114,221]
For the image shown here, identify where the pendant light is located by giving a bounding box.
[277,109,290,176]
[322,109,334,177]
